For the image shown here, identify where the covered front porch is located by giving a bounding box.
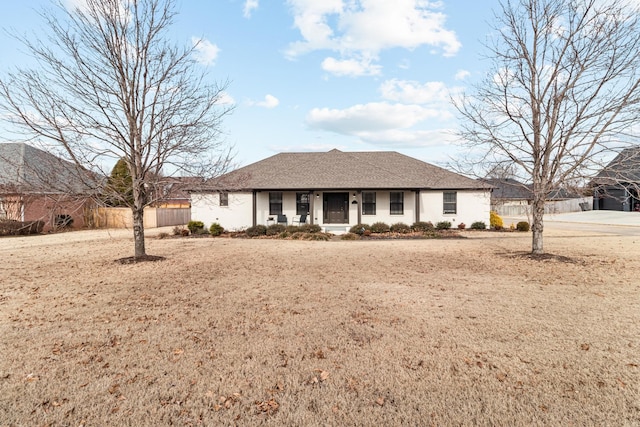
[254,190,418,233]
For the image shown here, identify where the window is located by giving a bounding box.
[362,192,376,215]
[296,192,310,215]
[390,192,404,215]
[443,191,457,214]
[269,192,283,215]
[219,192,229,207]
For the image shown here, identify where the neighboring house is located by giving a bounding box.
[592,146,640,211]
[0,142,96,231]
[190,149,491,233]
[484,178,591,216]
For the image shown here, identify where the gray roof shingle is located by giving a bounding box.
[0,142,95,194]
[593,146,640,184]
[202,149,486,191]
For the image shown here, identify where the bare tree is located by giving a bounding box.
[0,0,233,258]
[455,0,640,254]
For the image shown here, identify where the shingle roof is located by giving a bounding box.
[0,142,95,194]
[482,178,582,201]
[593,146,640,184]
[201,149,486,191]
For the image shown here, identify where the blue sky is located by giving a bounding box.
[0,0,502,168]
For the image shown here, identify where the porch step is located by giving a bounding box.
[323,225,349,234]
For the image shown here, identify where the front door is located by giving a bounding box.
[323,193,349,224]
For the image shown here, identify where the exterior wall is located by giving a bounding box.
[21,194,93,232]
[191,189,491,233]
[420,190,491,227]
[191,192,253,231]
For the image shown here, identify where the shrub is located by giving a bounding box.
[299,224,322,233]
[187,220,205,233]
[516,221,530,232]
[172,226,186,236]
[390,222,411,233]
[266,224,286,236]
[370,222,390,233]
[181,228,190,237]
[209,222,224,236]
[304,232,332,241]
[341,232,360,240]
[245,224,267,237]
[285,225,300,233]
[490,211,504,230]
[412,221,434,232]
[470,221,486,230]
[457,222,466,230]
[363,229,372,236]
[436,221,452,230]
[0,220,44,236]
[157,232,169,239]
[349,224,371,235]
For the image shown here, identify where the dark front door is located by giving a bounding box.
[323,193,349,224]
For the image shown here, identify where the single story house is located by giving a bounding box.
[190,149,491,233]
[592,146,640,211]
[0,142,96,231]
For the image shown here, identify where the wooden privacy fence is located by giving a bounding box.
[91,207,191,229]
[494,197,593,217]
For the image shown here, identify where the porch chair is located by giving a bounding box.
[292,214,307,225]
[277,214,288,225]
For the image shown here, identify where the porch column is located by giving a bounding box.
[309,191,314,225]
[252,191,257,226]
[415,190,420,223]
[357,190,362,225]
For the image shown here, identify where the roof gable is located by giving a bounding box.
[206,149,485,191]
[594,146,640,184]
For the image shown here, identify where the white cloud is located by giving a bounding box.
[285,0,461,76]
[379,79,450,104]
[307,102,450,135]
[217,92,235,105]
[321,56,382,77]
[248,94,280,109]
[356,128,458,147]
[192,37,220,66]
[243,0,259,18]
[455,70,471,81]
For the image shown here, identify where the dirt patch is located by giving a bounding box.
[115,254,167,264]
[0,227,638,426]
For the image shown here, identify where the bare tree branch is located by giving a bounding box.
[454,0,640,254]
[0,0,234,258]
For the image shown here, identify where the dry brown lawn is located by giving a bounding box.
[1,227,639,426]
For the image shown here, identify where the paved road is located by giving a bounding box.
[504,211,640,236]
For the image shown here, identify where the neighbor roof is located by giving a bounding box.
[593,146,640,184]
[483,177,582,201]
[199,149,486,191]
[0,142,95,194]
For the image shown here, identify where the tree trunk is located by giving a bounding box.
[132,207,146,258]
[531,195,545,254]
